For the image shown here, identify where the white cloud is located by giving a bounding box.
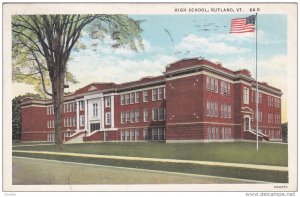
[68,54,177,91]
[175,34,249,55]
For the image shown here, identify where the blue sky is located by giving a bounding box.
[13,14,287,121]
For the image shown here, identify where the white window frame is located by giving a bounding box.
[143,128,148,140]
[144,109,148,122]
[121,95,125,105]
[152,108,158,121]
[135,92,140,103]
[131,111,135,123]
[158,108,164,121]
[130,93,135,104]
[79,101,84,111]
[243,87,249,104]
[105,112,111,125]
[206,101,210,116]
[210,77,214,91]
[105,96,111,108]
[214,102,218,117]
[143,90,148,102]
[80,115,85,126]
[126,112,130,123]
[158,88,163,100]
[93,103,98,117]
[214,78,218,93]
[207,127,211,140]
[125,94,130,105]
[206,76,210,90]
[135,110,140,123]
[152,89,158,101]
[121,112,125,124]
[135,129,139,141]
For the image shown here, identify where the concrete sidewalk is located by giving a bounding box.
[12,150,288,171]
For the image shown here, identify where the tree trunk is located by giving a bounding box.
[52,68,65,148]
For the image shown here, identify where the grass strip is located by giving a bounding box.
[13,152,288,183]
[12,142,288,166]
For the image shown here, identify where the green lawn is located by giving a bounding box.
[13,142,288,166]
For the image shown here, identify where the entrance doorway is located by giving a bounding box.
[90,123,100,132]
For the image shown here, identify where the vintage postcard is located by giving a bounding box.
[2,2,297,193]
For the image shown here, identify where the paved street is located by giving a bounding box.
[12,156,262,185]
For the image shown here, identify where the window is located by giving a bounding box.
[158,108,165,121]
[144,109,148,122]
[135,129,139,141]
[220,104,224,118]
[206,76,210,90]
[211,127,215,140]
[228,128,231,139]
[214,102,218,117]
[73,117,76,127]
[130,93,135,104]
[68,117,72,127]
[121,95,125,105]
[152,108,158,121]
[135,110,140,123]
[243,88,249,104]
[220,81,224,94]
[215,127,219,140]
[105,112,111,125]
[210,77,214,91]
[121,130,125,141]
[126,112,130,123]
[210,102,214,117]
[221,127,225,139]
[143,90,148,102]
[206,102,210,116]
[80,115,85,126]
[158,128,165,140]
[143,128,148,140]
[152,128,158,140]
[215,79,218,93]
[207,127,211,140]
[163,87,166,99]
[125,94,130,105]
[158,88,163,100]
[130,129,135,141]
[93,103,98,117]
[79,101,84,110]
[228,105,231,119]
[224,104,227,118]
[227,83,231,95]
[131,111,135,123]
[244,117,250,131]
[125,130,130,141]
[152,89,158,101]
[105,96,111,107]
[135,92,140,103]
[73,102,76,111]
[121,112,125,124]
[47,133,54,142]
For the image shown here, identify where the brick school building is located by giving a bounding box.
[20,57,282,143]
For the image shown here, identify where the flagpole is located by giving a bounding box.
[255,13,259,151]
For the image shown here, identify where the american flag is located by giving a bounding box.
[230,15,256,33]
